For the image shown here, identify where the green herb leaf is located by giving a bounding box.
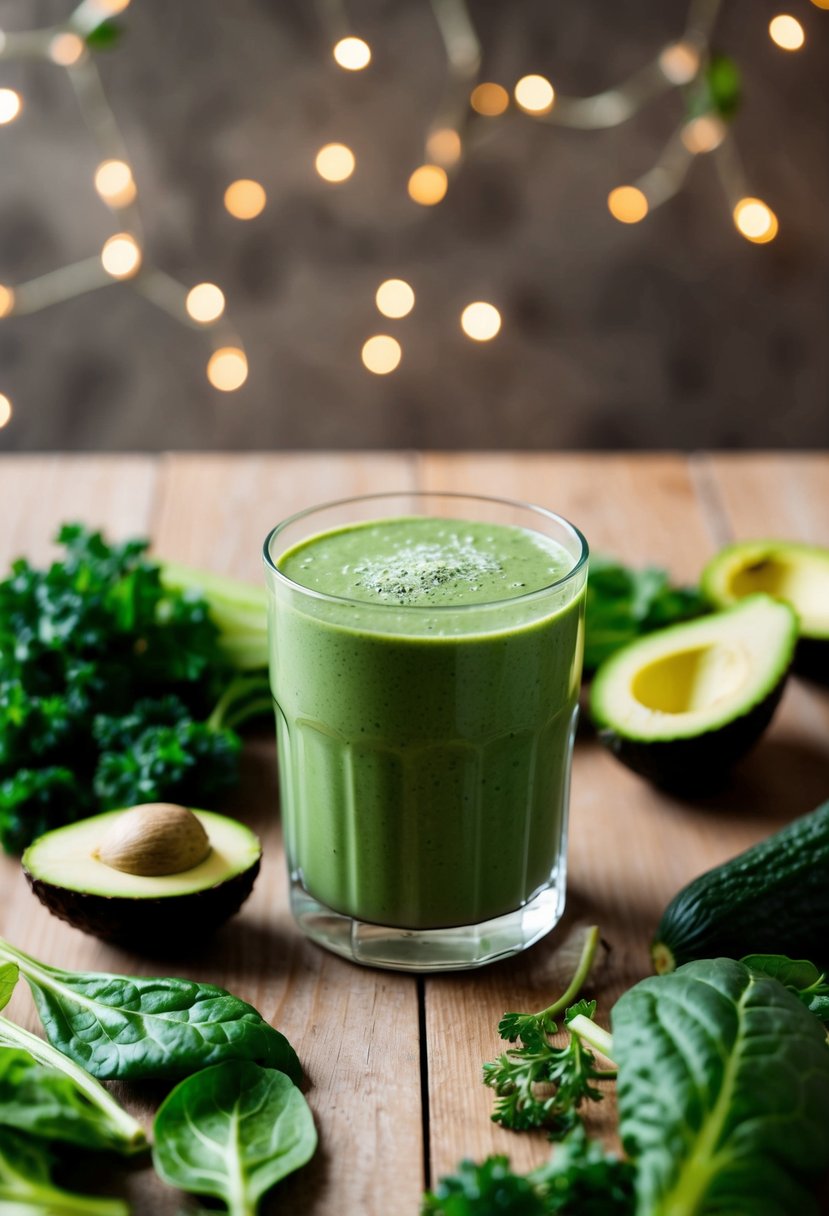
[0,964,16,1012]
[0,937,301,1084]
[612,958,829,1215]
[152,1061,317,1216]
[0,1126,128,1215]
[0,1046,143,1154]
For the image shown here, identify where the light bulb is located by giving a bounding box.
[470,83,509,116]
[0,285,14,318]
[733,198,778,243]
[407,164,447,206]
[514,74,554,115]
[207,347,248,391]
[333,37,371,70]
[101,233,141,278]
[460,302,501,341]
[94,159,136,207]
[186,283,225,324]
[0,394,11,428]
[0,89,22,125]
[224,179,266,220]
[607,186,648,224]
[375,279,415,319]
[769,14,805,49]
[361,335,402,374]
[315,143,356,183]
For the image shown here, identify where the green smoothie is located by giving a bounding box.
[270,516,585,931]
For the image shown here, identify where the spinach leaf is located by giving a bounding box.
[742,953,829,1022]
[612,958,829,1216]
[0,1126,128,1215]
[0,937,301,1084]
[153,1061,317,1216]
[0,1046,145,1155]
[0,962,16,1011]
[0,1012,146,1153]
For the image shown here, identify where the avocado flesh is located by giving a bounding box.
[701,540,829,640]
[23,809,261,945]
[589,595,797,788]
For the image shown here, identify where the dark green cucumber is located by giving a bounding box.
[652,800,829,974]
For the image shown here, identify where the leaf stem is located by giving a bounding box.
[534,925,602,1022]
[567,1013,616,1066]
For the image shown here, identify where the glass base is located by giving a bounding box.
[289,873,567,973]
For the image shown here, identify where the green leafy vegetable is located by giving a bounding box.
[0,962,16,1012]
[153,1061,317,1216]
[0,936,301,1084]
[0,1046,145,1154]
[584,557,705,674]
[0,524,271,852]
[483,928,613,1135]
[421,1127,634,1215]
[0,1011,146,1153]
[612,958,829,1216]
[742,953,829,1023]
[0,1126,128,1215]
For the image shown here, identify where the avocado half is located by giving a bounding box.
[589,595,798,790]
[22,808,261,945]
[701,539,829,683]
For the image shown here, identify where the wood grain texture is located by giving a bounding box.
[0,452,826,1214]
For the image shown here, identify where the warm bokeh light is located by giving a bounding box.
[49,32,85,66]
[333,36,371,70]
[96,0,131,13]
[186,283,226,324]
[361,335,402,374]
[470,82,509,117]
[658,42,700,84]
[514,74,555,115]
[407,164,448,206]
[425,127,462,166]
[315,143,356,183]
[769,14,805,49]
[0,395,12,429]
[733,197,779,243]
[681,114,727,154]
[460,301,501,342]
[375,279,415,319]
[224,179,267,220]
[0,286,14,319]
[100,233,141,278]
[94,159,136,207]
[607,185,649,224]
[207,347,248,391]
[0,89,22,125]
[810,0,829,9]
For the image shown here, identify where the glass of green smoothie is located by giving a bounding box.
[263,493,587,971]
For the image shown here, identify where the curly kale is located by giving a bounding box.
[0,525,270,853]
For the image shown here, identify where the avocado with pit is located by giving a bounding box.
[589,595,798,790]
[22,804,261,945]
[701,539,829,683]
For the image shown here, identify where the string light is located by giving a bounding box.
[49,33,85,66]
[470,82,509,116]
[333,37,371,71]
[681,115,727,154]
[362,335,401,374]
[769,14,805,48]
[514,74,555,115]
[315,143,356,183]
[460,301,501,341]
[733,198,779,243]
[0,89,22,125]
[185,283,225,324]
[94,159,136,207]
[0,394,11,429]
[100,233,141,278]
[810,0,829,9]
[407,164,448,205]
[425,128,462,166]
[207,347,248,391]
[608,186,649,224]
[224,179,267,219]
[0,287,14,319]
[375,279,415,318]
[658,42,700,84]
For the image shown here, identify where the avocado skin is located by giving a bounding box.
[596,673,788,792]
[793,637,829,686]
[24,859,260,947]
[651,800,829,973]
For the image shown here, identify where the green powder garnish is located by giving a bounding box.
[351,538,503,603]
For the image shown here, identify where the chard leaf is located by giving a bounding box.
[740,953,824,991]
[0,1046,142,1154]
[0,940,300,1084]
[0,1126,128,1215]
[152,1061,317,1216]
[612,958,829,1216]
[0,964,16,1012]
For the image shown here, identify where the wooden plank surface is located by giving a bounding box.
[0,452,827,1215]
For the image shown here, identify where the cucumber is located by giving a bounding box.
[651,800,829,974]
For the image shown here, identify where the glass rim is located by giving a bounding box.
[262,490,589,613]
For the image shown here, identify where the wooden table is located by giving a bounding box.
[0,452,827,1215]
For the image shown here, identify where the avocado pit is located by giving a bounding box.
[95,802,212,876]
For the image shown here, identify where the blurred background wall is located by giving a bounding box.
[0,0,827,451]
